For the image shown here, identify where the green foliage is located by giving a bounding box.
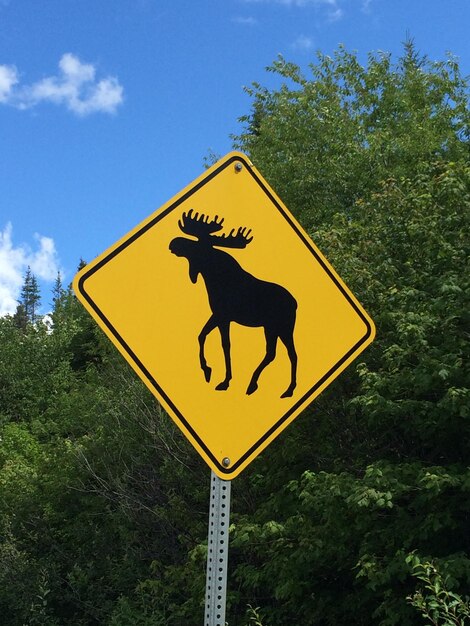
[244,604,267,626]
[406,554,470,625]
[234,41,469,230]
[229,462,470,625]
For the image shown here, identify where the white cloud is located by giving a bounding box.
[0,223,62,316]
[0,53,123,116]
[30,234,61,281]
[0,64,18,102]
[292,34,315,50]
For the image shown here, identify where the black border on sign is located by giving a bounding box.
[77,155,373,476]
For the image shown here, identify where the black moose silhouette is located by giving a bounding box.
[169,210,297,398]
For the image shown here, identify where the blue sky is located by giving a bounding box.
[0,0,469,315]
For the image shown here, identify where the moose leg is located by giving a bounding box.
[246,330,277,395]
[199,316,217,382]
[215,322,232,391]
[279,331,297,398]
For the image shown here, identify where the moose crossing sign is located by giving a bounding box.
[74,152,375,479]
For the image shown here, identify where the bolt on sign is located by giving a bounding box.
[74,152,375,479]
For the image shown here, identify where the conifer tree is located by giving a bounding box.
[18,266,41,324]
[51,271,65,327]
[52,272,64,307]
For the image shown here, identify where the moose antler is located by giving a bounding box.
[213,227,253,249]
[178,210,224,238]
[178,210,253,248]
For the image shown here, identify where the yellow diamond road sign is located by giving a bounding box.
[73,152,375,479]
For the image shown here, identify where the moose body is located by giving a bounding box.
[170,211,297,398]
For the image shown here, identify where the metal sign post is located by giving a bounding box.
[205,471,231,626]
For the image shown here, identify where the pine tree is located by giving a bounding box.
[50,271,65,327]
[19,267,41,324]
[52,272,64,307]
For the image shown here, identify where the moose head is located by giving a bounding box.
[169,210,253,282]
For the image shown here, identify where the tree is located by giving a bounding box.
[16,266,41,325]
[51,271,64,310]
[12,302,28,331]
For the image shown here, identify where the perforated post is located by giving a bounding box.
[205,471,231,626]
